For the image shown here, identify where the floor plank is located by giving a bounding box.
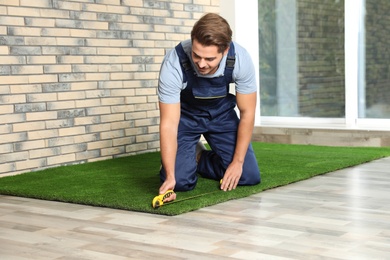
[1,157,390,259]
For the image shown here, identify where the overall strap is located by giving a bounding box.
[224,42,235,83]
[175,43,191,83]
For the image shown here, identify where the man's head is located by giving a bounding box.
[190,13,233,75]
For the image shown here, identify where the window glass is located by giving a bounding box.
[363,0,390,118]
[258,0,345,117]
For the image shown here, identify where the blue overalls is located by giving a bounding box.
[160,42,261,191]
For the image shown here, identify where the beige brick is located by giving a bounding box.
[101,113,124,123]
[58,91,86,100]
[15,158,46,171]
[57,56,84,64]
[0,75,29,85]
[147,109,160,118]
[61,143,86,154]
[0,163,15,174]
[0,113,25,124]
[13,121,45,132]
[86,106,111,115]
[0,46,9,54]
[0,151,29,164]
[126,143,147,153]
[0,105,14,114]
[9,26,41,36]
[100,130,124,140]
[75,99,100,108]
[27,93,57,102]
[110,121,132,130]
[28,129,58,140]
[56,0,81,10]
[47,101,76,110]
[203,6,219,13]
[72,64,99,73]
[0,0,19,6]
[30,147,60,159]
[101,97,125,106]
[47,153,76,165]
[99,81,123,89]
[148,95,158,103]
[41,27,71,37]
[74,116,100,125]
[125,127,144,136]
[24,37,57,46]
[101,146,124,156]
[110,73,132,80]
[46,136,75,147]
[96,47,120,55]
[0,132,27,145]
[135,88,156,96]
[148,125,160,133]
[40,8,70,19]
[74,134,99,144]
[136,133,159,143]
[14,139,45,151]
[0,124,12,134]
[87,123,111,133]
[70,29,96,38]
[26,111,57,121]
[125,96,147,104]
[126,111,147,120]
[0,16,24,26]
[76,150,100,161]
[122,64,143,72]
[87,140,112,150]
[26,18,55,27]
[83,20,109,30]
[27,56,57,64]
[70,82,98,91]
[113,137,133,146]
[58,126,86,137]
[0,144,13,154]
[0,26,6,34]
[135,118,157,127]
[10,84,42,94]
[85,72,109,81]
[0,86,10,95]
[135,102,156,111]
[44,64,72,73]
[8,6,41,17]
[148,140,160,150]
[110,104,134,113]
[98,64,122,72]
[12,65,43,75]
[45,119,73,129]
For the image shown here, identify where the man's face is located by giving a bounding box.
[191,39,229,75]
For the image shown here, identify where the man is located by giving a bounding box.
[158,13,261,202]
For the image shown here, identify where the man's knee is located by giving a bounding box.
[174,179,197,191]
[239,168,261,186]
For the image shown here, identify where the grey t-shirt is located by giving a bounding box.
[158,39,257,104]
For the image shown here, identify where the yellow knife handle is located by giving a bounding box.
[152,190,175,209]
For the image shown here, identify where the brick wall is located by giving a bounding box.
[0,0,220,176]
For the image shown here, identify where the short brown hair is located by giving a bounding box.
[191,13,232,53]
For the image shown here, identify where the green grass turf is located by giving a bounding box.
[1,142,390,216]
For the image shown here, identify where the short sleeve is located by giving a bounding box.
[158,49,185,104]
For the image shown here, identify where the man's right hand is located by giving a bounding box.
[159,179,177,202]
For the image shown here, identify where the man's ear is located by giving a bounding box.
[223,46,230,56]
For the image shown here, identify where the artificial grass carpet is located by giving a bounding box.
[1,142,390,216]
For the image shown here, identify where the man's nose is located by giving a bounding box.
[198,59,206,68]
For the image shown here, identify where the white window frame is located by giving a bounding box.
[221,0,390,131]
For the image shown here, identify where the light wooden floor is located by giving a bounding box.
[1,157,390,260]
